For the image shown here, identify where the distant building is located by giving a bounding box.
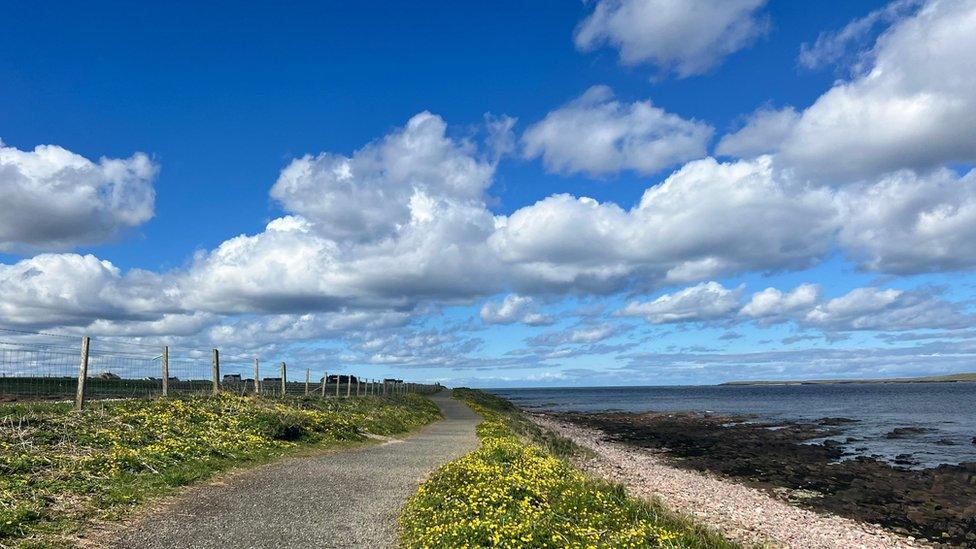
[223,374,242,382]
[326,374,359,384]
[383,378,403,384]
[263,377,282,383]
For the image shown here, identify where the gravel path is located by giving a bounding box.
[108,394,479,549]
[531,415,930,549]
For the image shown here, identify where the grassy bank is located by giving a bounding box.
[0,393,441,547]
[400,389,736,548]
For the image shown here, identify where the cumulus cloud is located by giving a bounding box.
[575,0,769,78]
[610,279,971,335]
[715,107,798,158]
[836,168,976,273]
[0,254,176,328]
[4,108,974,348]
[270,112,495,242]
[618,281,742,324]
[740,283,820,321]
[0,141,157,251]
[522,86,711,177]
[726,0,976,181]
[480,294,553,326]
[803,287,970,332]
[738,283,971,333]
[492,156,836,290]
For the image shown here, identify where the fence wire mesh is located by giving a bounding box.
[0,328,438,405]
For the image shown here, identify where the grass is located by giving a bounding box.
[0,392,441,547]
[399,388,738,549]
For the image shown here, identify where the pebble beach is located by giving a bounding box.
[531,415,931,549]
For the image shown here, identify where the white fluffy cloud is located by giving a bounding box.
[480,294,553,326]
[492,156,836,290]
[740,283,820,321]
[804,287,969,332]
[0,253,176,328]
[611,280,970,334]
[836,168,976,273]
[522,86,711,177]
[575,0,769,78]
[4,107,975,341]
[270,112,494,242]
[618,281,742,324]
[0,141,157,251]
[715,107,798,158]
[725,0,976,181]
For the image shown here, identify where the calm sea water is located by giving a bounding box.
[489,382,976,468]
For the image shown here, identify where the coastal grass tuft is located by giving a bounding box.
[399,388,737,548]
[0,393,440,547]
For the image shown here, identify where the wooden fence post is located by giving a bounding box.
[161,345,169,397]
[253,358,260,396]
[280,362,287,396]
[321,370,327,397]
[211,349,220,395]
[75,336,90,411]
[356,377,360,396]
[336,374,340,397]
[346,374,351,398]
[305,369,310,396]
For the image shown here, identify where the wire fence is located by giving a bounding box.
[0,328,440,408]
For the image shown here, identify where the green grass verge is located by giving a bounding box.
[399,388,738,549]
[0,393,441,547]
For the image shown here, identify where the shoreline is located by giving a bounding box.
[531,414,929,549]
[531,408,976,548]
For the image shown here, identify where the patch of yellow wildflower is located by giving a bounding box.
[0,393,440,543]
[400,401,692,548]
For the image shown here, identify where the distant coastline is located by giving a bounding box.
[721,372,976,386]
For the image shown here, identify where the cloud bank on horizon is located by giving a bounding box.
[2,0,976,386]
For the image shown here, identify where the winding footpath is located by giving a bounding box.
[108,394,479,549]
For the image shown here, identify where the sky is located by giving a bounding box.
[2,0,976,387]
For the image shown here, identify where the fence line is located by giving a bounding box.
[0,328,441,408]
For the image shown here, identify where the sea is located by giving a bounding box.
[489,382,976,468]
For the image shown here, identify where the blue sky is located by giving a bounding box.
[2,0,976,387]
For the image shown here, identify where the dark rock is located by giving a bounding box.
[934,438,956,446]
[885,426,935,439]
[893,454,919,466]
[819,417,859,426]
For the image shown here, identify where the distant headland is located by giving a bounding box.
[721,372,976,386]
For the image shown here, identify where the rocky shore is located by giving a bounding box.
[536,411,975,548]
